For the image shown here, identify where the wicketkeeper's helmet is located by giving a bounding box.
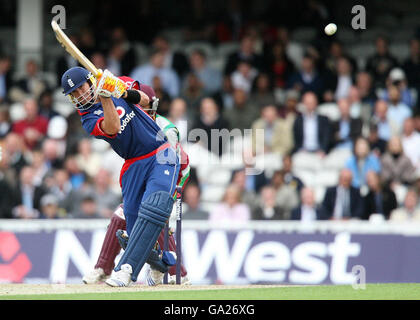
[61,66,98,111]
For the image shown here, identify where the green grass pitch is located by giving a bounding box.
[1,284,419,300]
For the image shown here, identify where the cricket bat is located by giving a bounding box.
[51,20,100,77]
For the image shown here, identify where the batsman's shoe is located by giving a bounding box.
[105,264,132,287]
[168,275,191,285]
[116,229,129,250]
[146,251,177,286]
[146,267,165,286]
[82,268,108,284]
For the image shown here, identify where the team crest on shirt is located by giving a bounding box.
[94,110,103,116]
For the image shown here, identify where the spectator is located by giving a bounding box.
[209,184,251,224]
[12,99,49,150]
[324,40,358,76]
[90,51,107,71]
[75,138,101,179]
[224,35,264,75]
[345,137,381,189]
[39,194,61,219]
[0,175,16,218]
[130,49,180,98]
[279,89,300,128]
[287,55,324,99]
[362,171,397,220]
[292,91,330,155]
[385,85,412,133]
[9,59,48,103]
[12,166,46,219]
[223,88,259,132]
[151,76,171,116]
[367,123,388,157]
[321,169,364,220]
[167,98,189,143]
[250,73,276,109]
[383,68,414,109]
[276,27,304,70]
[266,41,295,90]
[152,35,189,79]
[181,72,206,117]
[402,38,420,104]
[188,49,222,94]
[191,97,230,156]
[291,187,325,221]
[330,98,362,151]
[282,154,304,193]
[64,156,86,190]
[42,138,65,170]
[366,36,399,88]
[38,89,59,120]
[49,168,73,204]
[271,170,299,217]
[90,168,121,218]
[401,118,420,170]
[212,75,234,111]
[333,57,354,101]
[380,136,416,187]
[230,168,260,211]
[251,104,292,155]
[348,86,372,125]
[231,60,258,94]
[182,183,209,220]
[390,189,420,221]
[371,99,399,141]
[31,149,49,187]
[0,55,12,103]
[355,71,377,107]
[106,27,136,76]
[3,132,28,181]
[71,195,101,219]
[0,106,11,138]
[252,185,288,220]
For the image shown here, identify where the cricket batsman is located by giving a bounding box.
[82,83,190,286]
[61,66,180,287]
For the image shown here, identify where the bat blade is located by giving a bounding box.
[51,20,99,77]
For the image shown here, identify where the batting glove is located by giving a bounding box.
[96,69,127,98]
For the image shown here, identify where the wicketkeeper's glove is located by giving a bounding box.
[96,69,127,98]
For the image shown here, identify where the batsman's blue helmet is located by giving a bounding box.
[61,67,98,110]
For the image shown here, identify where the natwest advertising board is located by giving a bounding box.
[1,220,420,284]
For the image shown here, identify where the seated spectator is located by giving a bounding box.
[75,138,101,179]
[362,171,397,220]
[367,123,388,158]
[355,71,377,107]
[348,86,372,125]
[223,88,259,132]
[279,89,300,128]
[181,72,205,117]
[0,106,11,138]
[330,98,362,151]
[287,54,324,99]
[212,75,234,111]
[151,76,171,116]
[390,189,420,221]
[12,99,49,150]
[182,183,209,220]
[252,185,288,220]
[38,89,59,120]
[90,168,122,218]
[386,85,412,134]
[282,154,304,193]
[49,168,72,204]
[0,55,12,104]
[292,91,330,155]
[334,57,354,101]
[188,49,222,95]
[71,195,101,219]
[224,35,264,75]
[231,60,258,94]
[209,184,251,224]
[346,137,381,189]
[381,136,416,187]
[230,167,259,211]
[365,36,399,88]
[39,193,61,219]
[266,41,295,90]
[271,170,299,217]
[0,174,16,218]
[167,98,189,143]
[31,148,49,187]
[251,104,292,155]
[383,68,414,109]
[401,118,420,170]
[324,40,358,76]
[250,73,276,109]
[64,156,86,190]
[9,59,48,103]
[402,39,420,100]
[2,133,28,182]
[371,99,399,141]
[42,138,65,170]
[152,34,190,79]
[321,169,364,220]
[291,187,325,221]
[106,27,136,76]
[12,166,47,219]
[191,97,230,156]
[130,49,180,98]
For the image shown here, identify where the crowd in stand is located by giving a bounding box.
[1,21,420,224]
